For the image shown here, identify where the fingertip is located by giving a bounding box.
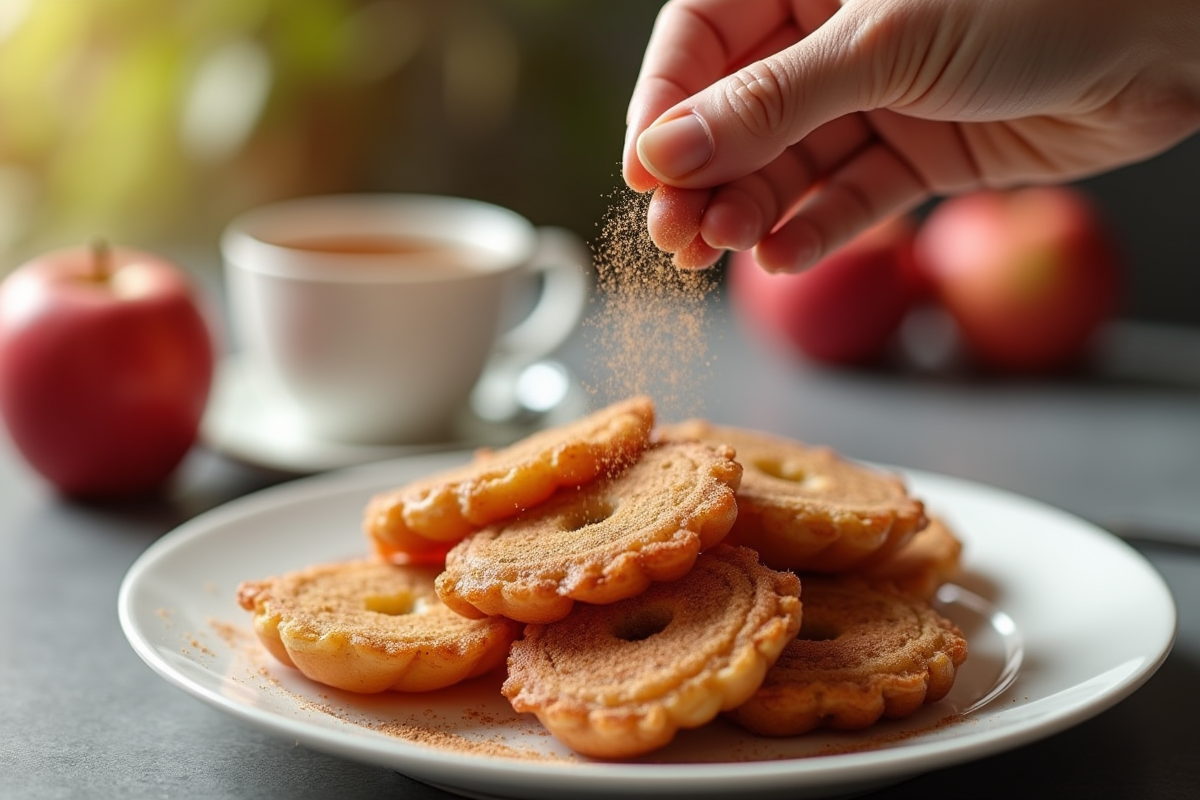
[622,125,661,193]
[756,221,821,274]
[623,164,661,194]
[672,234,724,270]
[647,185,709,253]
[700,193,765,252]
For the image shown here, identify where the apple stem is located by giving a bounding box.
[90,237,111,281]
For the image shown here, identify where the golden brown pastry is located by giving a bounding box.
[502,545,801,758]
[657,420,926,572]
[237,559,521,693]
[726,577,967,736]
[854,515,963,600]
[435,440,742,624]
[364,396,656,564]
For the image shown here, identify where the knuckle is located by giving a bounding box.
[720,60,793,140]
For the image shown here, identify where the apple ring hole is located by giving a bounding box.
[364,592,417,616]
[753,458,832,491]
[612,605,674,642]
[559,500,615,532]
[754,458,805,482]
[797,618,841,642]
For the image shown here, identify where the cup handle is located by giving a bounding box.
[493,225,590,362]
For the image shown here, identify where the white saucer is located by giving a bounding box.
[200,355,589,474]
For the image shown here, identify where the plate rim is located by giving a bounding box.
[117,452,1178,797]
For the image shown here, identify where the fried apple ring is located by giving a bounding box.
[726,578,967,736]
[364,396,656,564]
[854,515,964,600]
[657,420,926,572]
[502,545,801,758]
[435,440,742,624]
[236,560,521,693]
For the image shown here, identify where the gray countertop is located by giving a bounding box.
[3,287,1198,799]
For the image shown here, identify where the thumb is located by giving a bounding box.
[635,6,887,188]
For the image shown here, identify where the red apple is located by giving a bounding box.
[728,215,926,365]
[914,186,1122,373]
[0,242,215,498]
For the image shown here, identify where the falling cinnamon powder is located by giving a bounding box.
[581,187,720,421]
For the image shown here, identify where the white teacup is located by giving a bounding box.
[220,193,590,444]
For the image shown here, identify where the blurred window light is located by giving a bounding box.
[0,165,38,256]
[180,38,272,165]
[0,0,31,43]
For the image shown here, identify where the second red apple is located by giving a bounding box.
[728,216,925,366]
[914,186,1122,373]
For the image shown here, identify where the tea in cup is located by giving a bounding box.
[220,193,589,444]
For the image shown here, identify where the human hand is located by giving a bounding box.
[623,0,1200,271]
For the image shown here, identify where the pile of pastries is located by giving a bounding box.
[237,396,968,759]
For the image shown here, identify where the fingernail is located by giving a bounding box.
[622,123,637,162]
[637,113,713,180]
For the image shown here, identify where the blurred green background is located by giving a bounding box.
[0,0,655,261]
[1,0,1198,325]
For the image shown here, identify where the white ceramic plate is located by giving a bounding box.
[201,356,588,474]
[118,453,1176,800]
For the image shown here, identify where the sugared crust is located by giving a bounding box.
[435,441,743,624]
[236,560,521,693]
[657,420,927,572]
[856,515,963,600]
[234,399,971,755]
[502,545,802,758]
[364,396,656,563]
[726,578,968,736]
